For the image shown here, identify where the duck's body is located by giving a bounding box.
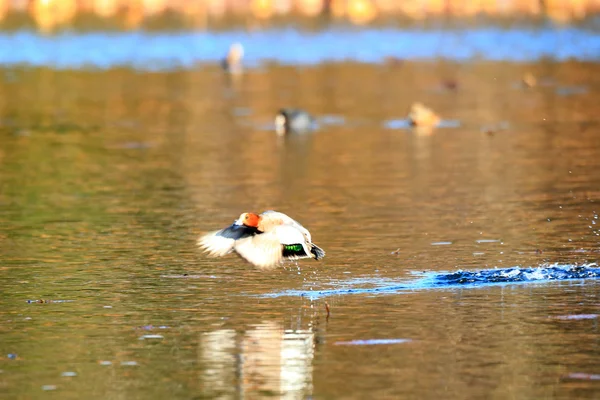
[408,102,440,127]
[198,211,325,269]
[275,109,316,136]
[222,43,244,74]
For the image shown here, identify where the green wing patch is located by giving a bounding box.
[284,244,303,252]
[282,244,308,258]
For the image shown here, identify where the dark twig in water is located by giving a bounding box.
[26,299,74,304]
[325,302,330,320]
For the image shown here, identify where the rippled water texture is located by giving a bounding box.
[1,25,600,399]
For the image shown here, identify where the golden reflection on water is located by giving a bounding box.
[0,60,599,399]
[201,322,314,397]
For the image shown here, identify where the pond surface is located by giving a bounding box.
[1,27,600,399]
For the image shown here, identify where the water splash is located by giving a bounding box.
[265,264,600,299]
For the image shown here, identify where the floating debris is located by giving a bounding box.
[61,372,77,377]
[41,385,57,391]
[136,325,170,331]
[441,79,458,91]
[103,306,113,309]
[98,360,112,366]
[26,299,74,304]
[563,372,600,381]
[138,334,164,340]
[120,361,138,366]
[431,241,453,246]
[475,239,501,244]
[481,121,510,135]
[553,314,598,320]
[335,339,412,346]
[160,274,216,279]
[325,302,331,319]
[7,353,17,360]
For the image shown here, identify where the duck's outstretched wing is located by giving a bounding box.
[198,224,259,257]
[233,230,284,270]
[260,210,313,242]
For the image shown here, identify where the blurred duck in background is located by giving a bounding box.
[521,72,537,88]
[222,42,244,74]
[408,102,440,127]
[274,108,316,136]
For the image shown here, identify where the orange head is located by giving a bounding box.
[237,212,260,228]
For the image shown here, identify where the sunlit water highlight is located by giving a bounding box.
[266,264,600,299]
[0,26,599,69]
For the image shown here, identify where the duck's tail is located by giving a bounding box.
[310,244,326,260]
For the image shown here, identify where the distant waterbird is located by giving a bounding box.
[408,102,440,127]
[198,211,325,270]
[275,108,316,136]
[521,72,537,88]
[222,42,244,74]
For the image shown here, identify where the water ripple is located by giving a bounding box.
[0,26,598,70]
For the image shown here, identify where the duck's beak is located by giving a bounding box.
[234,213,246,226]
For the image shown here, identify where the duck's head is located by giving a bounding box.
[274,109,289,136]
[235,212,261,228]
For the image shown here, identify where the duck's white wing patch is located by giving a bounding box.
[272,224,306,245]
[198,230,236,257]
[234,232,283,270]
[260,211,312,242]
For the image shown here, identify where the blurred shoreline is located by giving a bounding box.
[0,0,598,33]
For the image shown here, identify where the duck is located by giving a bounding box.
[408,102,440,127]
[198,210,325,270]
[521,72,537,88]
[274,108,316,136]
[222,42,244,74]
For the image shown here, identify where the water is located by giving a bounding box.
[1,25,600,399]
[0,25,599,69]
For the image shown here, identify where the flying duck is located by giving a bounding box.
[198,211,325,270]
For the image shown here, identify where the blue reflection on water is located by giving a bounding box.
[266,264,600,299]
[0,26,598,70]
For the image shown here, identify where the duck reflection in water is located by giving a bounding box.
[200,321,315,397]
